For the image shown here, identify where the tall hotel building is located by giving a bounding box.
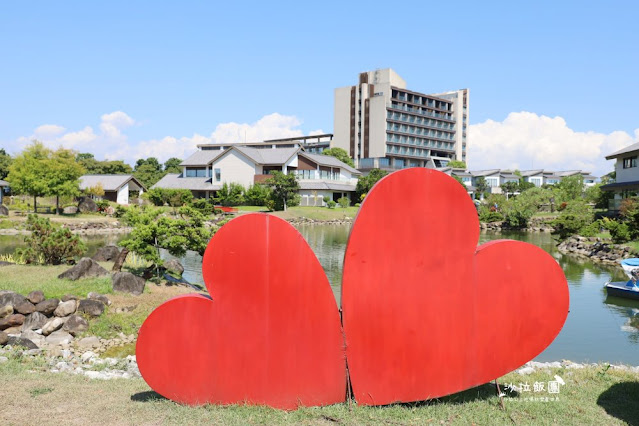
[333,69,469,170]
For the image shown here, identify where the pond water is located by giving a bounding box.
[2,226,639,365]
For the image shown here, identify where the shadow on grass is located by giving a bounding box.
[597,381,639,426]
[378,382,519,408]
[131,391,167,403]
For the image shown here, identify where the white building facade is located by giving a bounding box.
[333,68,469,171]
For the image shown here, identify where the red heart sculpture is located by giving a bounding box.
[342,168,569,406]
[136,214,346,409]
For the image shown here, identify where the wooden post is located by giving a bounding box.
[112,248,129,272]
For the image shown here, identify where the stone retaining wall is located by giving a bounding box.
[557,236,637,265]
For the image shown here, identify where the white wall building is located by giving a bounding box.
[602,142,639,210]
[153,141,361,205]
[333,68,469,171]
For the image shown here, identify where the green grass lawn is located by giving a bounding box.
[0,263,194,338]
[270,206,359,221]
[0,263,113,299]
[236,205,270,212]
[0,357,637,424]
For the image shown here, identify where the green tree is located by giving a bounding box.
[120,206,213,276]
[265,171,300,211]
[17,215,86,265]
[0,148,13,180]
[447,160,466,168]
[320,147,355,167]
[554,175,584,202]
[356,169,389,200]
[7,141,53,212]
[337,196,351,208]
[474,177,489,199]
[164,157,183,174]
[245,184,271,206]
[518,178,535,192]
[49,148,85,214]
[77,153,132,174]
[551,201,594,240]
[501,181,519,199]
[102,160,132,174]
[134,158,166,188]
[216,183,245,207]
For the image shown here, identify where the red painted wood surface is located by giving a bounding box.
[341,168,569,406]
[136,214,346,409]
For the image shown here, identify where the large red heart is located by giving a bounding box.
[342,168,569,406]
[136,214,346,409]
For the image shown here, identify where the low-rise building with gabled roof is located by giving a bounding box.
[79,175,146,205]
[153,140,362,205]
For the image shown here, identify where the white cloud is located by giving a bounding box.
[7,112,322,165]
[34,124,66,138]
[468,112,638,177]
[124,112,320,162]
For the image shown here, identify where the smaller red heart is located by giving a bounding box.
[136,214,346,409]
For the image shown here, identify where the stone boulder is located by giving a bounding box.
[88,292,111,306]
[27,290,45,305]
[35,298,60,316]
[53,300,77,317]
[21,312,48,331]
[3,326,21,335]
[7,336,38,350]
[112,272,146,296]
[63,206,78,215]
[77,336,100,349]
[21,330,45,347]
[57,258,109,281]
[14,300,35,315]
[46,330,73,345]
[0,330,7,345]
[0,305,12,319]
[42,317,64,336]
[164,259,184,276]
[0,291,27,310]
[0,205,8,216]
[77,197,98,213]
[61,295,80,303]
[0,314,25,330]
[62,315,89,336]
[77,299,105,317]
[92,245,121,262]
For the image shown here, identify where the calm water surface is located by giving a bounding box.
[2,226,638,364]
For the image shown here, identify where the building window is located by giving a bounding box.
[623,156,637,169]
[186,167,207,177]
[214,168,221,182]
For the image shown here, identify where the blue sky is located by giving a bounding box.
[0,1,637,176]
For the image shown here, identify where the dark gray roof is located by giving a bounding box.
[79,175,145,191]
[299,152,361,175]
[470,169,501,177]
[180,150,224,166]
[299,181,356,191]
[519,169,545,176]
[152,174,221,191]
[600,180,639,191]
[0,179,8,187]
[606,142,639,160]
[233,146,300,165]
